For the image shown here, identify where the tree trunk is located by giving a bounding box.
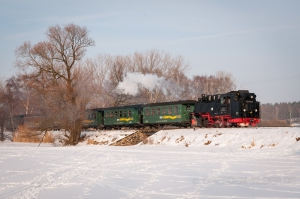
[0,122,4,141]
[68,118,82,145]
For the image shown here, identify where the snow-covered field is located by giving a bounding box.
[1,127,300,199]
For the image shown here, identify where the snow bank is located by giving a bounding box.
[1,127,300,199]
[141,127,300,150]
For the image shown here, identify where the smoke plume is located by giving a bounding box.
[116,72,168,96]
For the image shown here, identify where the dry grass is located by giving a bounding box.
[13,125,54,143]
[296,137,300,142]
[258,120,290,127]
[87,138,99,145]
[204,140,212,145]
[161,135,167,142]
[142,138,148,144]
[175,136,185,143]
[143,137,154,145]
[251,137,255,147]
[147,138,154,144]
[42,132,55,143]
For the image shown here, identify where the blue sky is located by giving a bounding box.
[1,0,299,104]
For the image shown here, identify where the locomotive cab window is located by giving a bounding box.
[208,95,211,101]
[221,97,230,104]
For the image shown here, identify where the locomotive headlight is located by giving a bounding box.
[255,109,257,112]
[243,109,246,112]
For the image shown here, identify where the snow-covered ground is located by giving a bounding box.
[1,127,300,199]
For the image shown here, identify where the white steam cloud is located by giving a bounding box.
[116,72,168,96]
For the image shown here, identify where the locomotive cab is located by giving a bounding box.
[226,90,260,126]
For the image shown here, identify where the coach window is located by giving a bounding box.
[162,108,166,114]
[157,108,160,115]
[115,111,118,117]
[174,106,178,114]
[151,108,155,115]
[128,110,132,117]
[110,112,113,118]
[146,109,149,116]
[168,107,172,114]
[124,110,127,117]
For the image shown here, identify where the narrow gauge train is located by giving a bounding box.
[83,90,260,129]
[82,100,196,129]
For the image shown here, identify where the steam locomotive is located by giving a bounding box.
[82,90,260,129]
[192,90,260,128]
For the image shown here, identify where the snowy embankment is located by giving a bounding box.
[0,127,300,199]
[81,127,300,150]
[141,127,300,149]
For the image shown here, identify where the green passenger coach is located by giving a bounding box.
[103,105,143,129]
[142,100,197,127]
[82,109,104,129]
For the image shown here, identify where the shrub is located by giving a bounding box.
[13,125,54,143]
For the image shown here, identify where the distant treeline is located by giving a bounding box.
[260,102,300,125]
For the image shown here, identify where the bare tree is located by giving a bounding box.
[192,71,236,97]
[93,50,191,106]
[15,23,95,145]
[83,55,111,108]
